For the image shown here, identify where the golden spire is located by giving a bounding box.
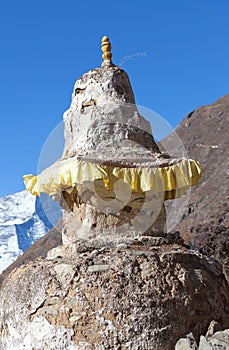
[101,36,113,67]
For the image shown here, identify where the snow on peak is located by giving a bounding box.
[0,190,62,274]
[0,190,36,225]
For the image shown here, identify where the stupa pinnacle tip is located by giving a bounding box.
[101,35,113,67]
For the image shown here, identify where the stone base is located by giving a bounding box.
[1,241,229,350]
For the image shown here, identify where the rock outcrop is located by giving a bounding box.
[176,328,229,350]
[0,237,229,350]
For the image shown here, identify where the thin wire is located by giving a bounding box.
[119,52,147,67]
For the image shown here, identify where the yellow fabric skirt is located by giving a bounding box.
[23,158,202,200]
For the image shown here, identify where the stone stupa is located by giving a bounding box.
[23,36,202,246]
[1,36,229,350]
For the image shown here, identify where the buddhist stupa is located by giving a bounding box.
[23,36,202,244]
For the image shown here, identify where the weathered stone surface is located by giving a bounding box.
[198,336,213,350]
[205,320,222,338]
[176,326,229,350]
[58,66,170,246]
[175,333,197,350]
[61,188,167,244]
[208,329,229,349]
[0,242,228,350]
[62,66,158,158]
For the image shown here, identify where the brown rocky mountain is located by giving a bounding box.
[161,94,229,276]
[163,93,229,225]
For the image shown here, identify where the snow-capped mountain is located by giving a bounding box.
[0,190,62,274]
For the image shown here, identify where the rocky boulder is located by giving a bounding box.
[0,237,228,350]
[176,327,229,350]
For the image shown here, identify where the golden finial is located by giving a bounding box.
[101,36,113,67]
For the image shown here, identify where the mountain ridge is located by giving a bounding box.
[161,93,229,277]
[165,93,228,224]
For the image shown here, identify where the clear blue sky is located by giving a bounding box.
[0,0,228,197]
